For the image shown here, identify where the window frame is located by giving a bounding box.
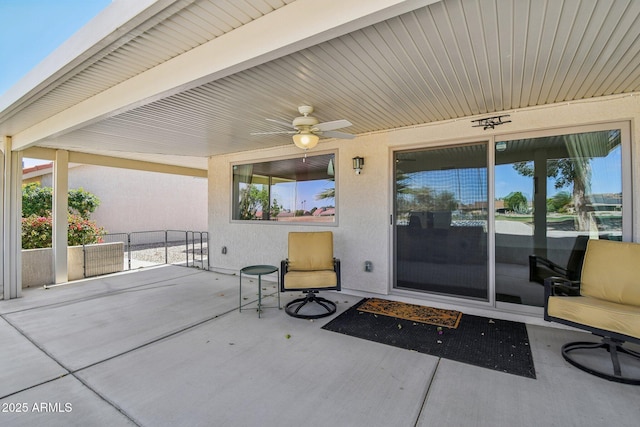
[230,150,339,226]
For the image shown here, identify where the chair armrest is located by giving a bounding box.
[333,258,341,291]
[543,276,581,322]
[544,276,581,297]
[280,259,289,292]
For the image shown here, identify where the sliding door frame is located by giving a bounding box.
[390,120,632,315]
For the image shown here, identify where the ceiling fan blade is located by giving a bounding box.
[314,119,352,132]
[321,130,355,139]
[266,118,294,128]
[250,131,297,135]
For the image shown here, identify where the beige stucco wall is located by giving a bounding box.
[39,165,207,234]
[208,94,640,297]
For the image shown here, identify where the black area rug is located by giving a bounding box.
[322,299,536,379]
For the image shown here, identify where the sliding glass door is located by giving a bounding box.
[394,144,488,300]
[393,123,629,310]
[494,128,626,307]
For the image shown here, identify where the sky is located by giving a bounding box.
[1,0,112,167]
[0,0,112,97]
[272,180,334,212]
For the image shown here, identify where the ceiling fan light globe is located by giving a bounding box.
[292,133,319,150]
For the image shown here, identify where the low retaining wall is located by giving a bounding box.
[22,248,54,288]
[22,242,125,288]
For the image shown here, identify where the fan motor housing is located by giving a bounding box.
[292,115,319,129]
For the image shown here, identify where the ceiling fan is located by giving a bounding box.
[251,105,354,150]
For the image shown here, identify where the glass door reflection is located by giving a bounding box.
[494,130,623,307]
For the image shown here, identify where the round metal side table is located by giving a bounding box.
[239,265,280,318]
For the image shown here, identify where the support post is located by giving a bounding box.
[53,150,69,284]
[2,136,23,299]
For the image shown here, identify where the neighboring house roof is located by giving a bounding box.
[313,207,335,216]
[22,162,53,176]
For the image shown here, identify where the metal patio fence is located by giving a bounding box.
[81,230,208,279]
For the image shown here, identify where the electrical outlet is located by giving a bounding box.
[222,246,227,255]
[365,261,373,272]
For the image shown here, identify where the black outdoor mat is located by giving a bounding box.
[322,299,536,379]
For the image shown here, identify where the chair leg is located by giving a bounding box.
[561,337,640,385]
[284,292,337,319]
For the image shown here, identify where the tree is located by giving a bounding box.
[503,191,528,213]
[512,130,617,231]
[401,186,459,213]
[433,191,458,211]
[238,184,262,220]
[21,183,104,249]
[269,197,282,218]
[547,191,571,213]
[238,184,280,220]
[68,187,101,219]
[315,177,336,201]
[22,183,101,218]
[315,187,335,200]
[513,158,591,229]
[22,183,52,217]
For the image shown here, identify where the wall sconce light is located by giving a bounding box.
[352,156,364,175]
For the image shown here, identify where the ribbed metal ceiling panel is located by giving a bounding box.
[15,0,640,165]
[3,0,293,134]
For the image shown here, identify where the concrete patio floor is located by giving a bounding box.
[1,266,638,426]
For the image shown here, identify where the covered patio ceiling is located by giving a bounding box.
[1,0,639,170]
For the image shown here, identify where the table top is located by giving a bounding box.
[240,265,278,275]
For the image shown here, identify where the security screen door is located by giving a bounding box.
[394,143,489,301]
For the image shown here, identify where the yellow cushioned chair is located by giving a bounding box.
[544,239,640,384]
[280,231,341,319]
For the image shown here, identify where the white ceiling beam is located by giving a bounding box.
[11,0,439,151]
[68,152,207,177]
[22,147,206,177]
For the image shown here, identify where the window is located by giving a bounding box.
[232,153,336,223]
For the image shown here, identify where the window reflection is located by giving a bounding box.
[495,129,622,306]
[232,154,336,223]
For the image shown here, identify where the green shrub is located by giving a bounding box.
[22,214,105,249]
[22,183,100,219]
[22,183,52,217]
[67,214,105,246]
[21,215,52,249]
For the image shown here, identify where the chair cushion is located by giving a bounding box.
[548,295,640,340]
[283,270,337,289]
[580,240,640,306]
[287,231,335,271]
